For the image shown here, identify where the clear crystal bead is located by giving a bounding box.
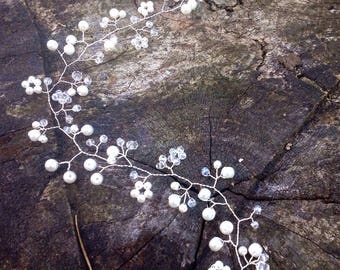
[116,137,125,147]
[187,198,197,208]
[72,71,83,81]
[65,115,73,124]
[201,167,210,177]
[254,205,262,215]
[259,252,269,262]
[178,152,187,160]
[40,119,48,127]
[251,221,259,230]
[126,141,138,150]
[150,28,158,36]
[130,16,138,24]
[173,158,180,166]
[86,139,95,146]
[129,170,138,181]
[72,105,81,112]
[156,162,165,169]
[51,93,58,101]
[158,155,167,163]
[43,77,52,85]
[84,76,92,85]
[99,135,108,143]
[145,21,153,28]
[63,126,71,133]
[256,262,270,270]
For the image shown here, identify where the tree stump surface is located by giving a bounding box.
[0,0,339,269]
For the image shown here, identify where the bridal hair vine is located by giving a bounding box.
[22,1,270,269]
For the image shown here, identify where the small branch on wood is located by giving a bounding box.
[74,214,93,270]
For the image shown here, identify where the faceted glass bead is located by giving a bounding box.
[86,139,95,146]
[72,71,83,81]
[259,252,269,262]
[99,135,108,143]
[66,97,72,104]
[63,126,71,133]
[116,137,125,147]
[127,141,138,150]
[178,152,187,160]
[129,170,138,181]
[201,167,210,177]
[150,28,159,36]
[251,221,259,230]
[40,119,48,127]
[84,76,92,85]
[65,115,74,124]
[146,21,153,28]
[130,16,138,24]
[187,198,197,208]
[256,262,270,270]
[254,205,262,215]
[72,105,81,112]
[43,77,52,85]
[158,155,167,163]
[173,158,180,166]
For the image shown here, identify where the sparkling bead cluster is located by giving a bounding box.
[22,1,270,269]
[27,119,49,143]
[21,76,43,95]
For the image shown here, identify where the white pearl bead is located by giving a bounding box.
[248,243,263,257]
[47,40,59,51]
[83,158,97,171]
[181,3,192,15]
[143,182,152,190]
[198,188,211,201]
[63,170,77,184]
[238,246,248,256]
[144,189,153,199]
[66,35,77,45]
[44,159,59,172]
[109,8,120,19]
[220,166,235,179]
[78,20,89,31]
[76,85,89,96]
[38,134,48,144]
[222,266,231,270]
[107,156,116,165]
[25,87,34,95]
[90,172,103,185]
[64,44,75,55]
[188,0,198,10]
[106,145,120,157]
[119,10,127,18]
[137,194,146,203]
[28,129,41,141]
[34,79,42,86]
[21,80,29,88]
[134,181,144,190]
[168,194,181,208]
[178,204,188,213]
[33,85,42,94]
[70,124,79,133]
[130,189,140,198]
[209,237,224,252]
[67,87,76,96]
[202,207,216,221]
[81,124,94,136]
[170,181,180,191]
[219,220,234,235]
[213,160,222,169]
[104,39,116,52]
[32,121,40,129]
[214,261,224,268]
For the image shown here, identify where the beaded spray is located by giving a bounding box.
[22,1,270,269]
